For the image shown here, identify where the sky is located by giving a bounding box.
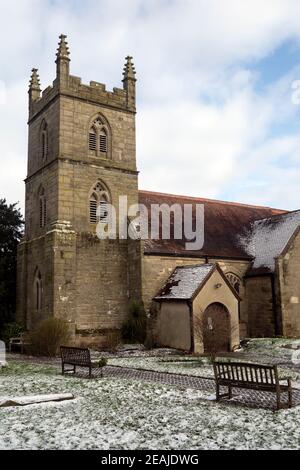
[1,0,300,213]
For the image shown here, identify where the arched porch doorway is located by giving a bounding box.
[202,303,231,353]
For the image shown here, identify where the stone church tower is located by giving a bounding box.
[17,35,142,347]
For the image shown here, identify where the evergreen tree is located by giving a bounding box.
[0,199,24,331]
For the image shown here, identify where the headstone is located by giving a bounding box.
[0,393,74,407]
[292,349,300,365]
[0,341,6,368]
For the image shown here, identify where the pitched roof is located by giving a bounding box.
[138,190,286,260]
[154,264,215,300]
[239,210,300,275]
[154,263,241,301]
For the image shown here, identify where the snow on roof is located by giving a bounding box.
[154,264,215,300]
[240,211,300,274]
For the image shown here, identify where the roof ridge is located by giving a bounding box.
[138,189,287,212]
[175,263,214,269]
[254,208,300,225]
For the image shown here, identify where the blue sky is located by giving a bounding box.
[255,40,300,87]
[1,0,300,212]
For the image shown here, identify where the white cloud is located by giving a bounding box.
[0,80,6,105]
[138,66,300,209]
[1,0,300,213]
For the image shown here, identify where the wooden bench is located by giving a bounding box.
[213,360,293,411]
[60,346,105,379]
[9,334,29,354]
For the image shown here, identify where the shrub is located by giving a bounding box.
[121,300,147,344]
[1,323,25,346]
[144,333,155,350]
[98,358,108,368]
[28,318,70,357]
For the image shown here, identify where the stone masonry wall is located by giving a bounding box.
[27,99,60,178]
[16,241,27,326]
[57,159,138,233]
[50,227,141,348]
[278,230,300,337]
[25,163,59,240]
[17,230,56,330]
[244,275,276,338]
[59,95,136,172]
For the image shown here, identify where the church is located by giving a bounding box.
[16,35,300,353]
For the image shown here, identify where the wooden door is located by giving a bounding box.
[202,303,230,353]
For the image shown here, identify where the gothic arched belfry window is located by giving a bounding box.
[89,181,110,224]
[88,116,109,157]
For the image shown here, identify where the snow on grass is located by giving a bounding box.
[108,356,215,378]
[244,338,300,358]
[0,361,300,450]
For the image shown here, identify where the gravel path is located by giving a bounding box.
[6,353,300,411]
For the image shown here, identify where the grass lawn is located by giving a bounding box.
[0,361,300,450]
[108,356,215,378]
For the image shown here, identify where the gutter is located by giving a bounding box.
[144,251,253,262]
[188,299,194,353]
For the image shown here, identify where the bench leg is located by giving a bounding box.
[288,380,293,409]
[89,367,92,379]
[216,383,220,401]
[62,363,65,375]
[276,387,281,411]
[216,383,233,401]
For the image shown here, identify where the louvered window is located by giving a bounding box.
[100,133,107,153]
[39,199,43,228]
[89,131,97,151]
[99,200,109,222]
[90,198,98,224]
[88,117,109,157]
[89,182,110,226]
[43,199,47,226]
[39,193,46,228]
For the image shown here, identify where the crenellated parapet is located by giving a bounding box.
[28,34,136,121]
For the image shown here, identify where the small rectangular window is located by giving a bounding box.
[89,132,96,151]
[39,200,43,228]
[42,131,48,159]
[100,134,107,153]
[43,200,47,227]
[90,200,97,224]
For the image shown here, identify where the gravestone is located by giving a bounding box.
[0,340,6,368]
